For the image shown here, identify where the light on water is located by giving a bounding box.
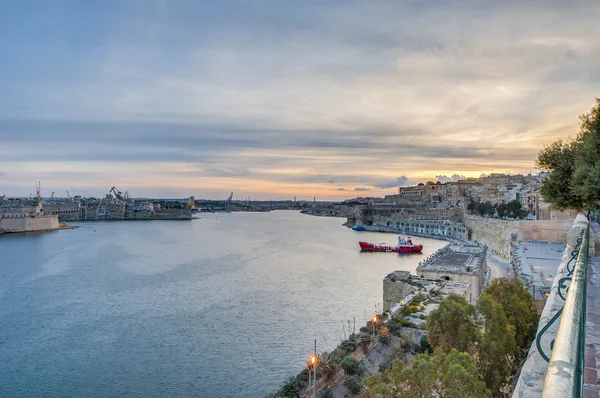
[0,211,445,397]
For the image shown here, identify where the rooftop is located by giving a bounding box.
[417,243,485,275]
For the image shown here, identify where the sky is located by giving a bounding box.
[1,0,599,200]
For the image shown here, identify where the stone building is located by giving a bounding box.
[416,243,487,304]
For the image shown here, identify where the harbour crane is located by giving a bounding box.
[226,192,233,212]
[109,186,124,201]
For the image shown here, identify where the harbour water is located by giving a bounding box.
[0,211,446,397]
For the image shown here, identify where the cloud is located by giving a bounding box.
[0,0,599,198]
[0,172,4,177]
[355,187,371,192]
[436,174,466,183]
[373,176,414,188]
[337,187,346,191]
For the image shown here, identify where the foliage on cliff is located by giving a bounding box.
[424,281,534,397]
[363,349,491,398]
[426,293,478,353]
[483,278,538,367]
[537,98,600,211]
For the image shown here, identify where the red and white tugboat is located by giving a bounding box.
[358,235,423,253]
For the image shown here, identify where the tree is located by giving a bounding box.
[506,199,528,219]
[343,375,364,395]
[476,294,516,396]
[496,201,507,218]
[537,98,600,211]
[482,278,538,368]
[341,356,365,376]
[571,98,600,211]
[364,349,491,398]
[426,294,478,354]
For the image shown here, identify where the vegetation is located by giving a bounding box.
[426,293,478,354]
[364,349,491,398]
[343,375,364,395]
[537,98,600,211]
[341,356,365,376]
[319,389,334,398]
[483,278,538,367]
[339,339,358,353]
[477,294,516,395]
[467,199,528,219]
[279,375,301,398]
[424,280,535,396]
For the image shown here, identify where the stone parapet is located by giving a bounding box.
[512,213,589,398]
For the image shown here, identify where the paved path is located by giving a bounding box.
[485,252,509,287]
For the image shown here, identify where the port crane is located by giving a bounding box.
[226,192,233,212]
[109,186,125,201]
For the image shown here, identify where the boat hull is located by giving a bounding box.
[359,241,423,253]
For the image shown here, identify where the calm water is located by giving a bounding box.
[0,211,445,397]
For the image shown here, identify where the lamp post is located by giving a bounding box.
[307,359,312,394]
[311,340,317,398]
[372,316,377,339]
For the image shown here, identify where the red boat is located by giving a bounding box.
[358,236,423,253]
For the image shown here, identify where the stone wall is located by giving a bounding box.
[464,216,518,257]
[383,273,416,313]
[464,216,575,258]
[518,219,573,242]
[0,215,59,232]
[512,213,590,398]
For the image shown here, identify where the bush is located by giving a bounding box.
[410,294,426,305]
[386,317,403,334]
[343,375,364,395]
[279,375,300,398]
[339,339,358,353]
[416,335,432,354]
[319,389,334,398]
[340,356,365,376]
[402,305,420,315]
[400,318,417,328]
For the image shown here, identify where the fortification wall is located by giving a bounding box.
[0,215,59,232]
[517,219,573,242]
[464,216,575,258]
[464,216,518,257]
[383,279,416,313]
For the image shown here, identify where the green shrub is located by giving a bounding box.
[400,318,417,328]
[410,294,426,305]
[339,339,358,353]
[402,305,420,315]
[279,375,300,398]
[319,389,334,398]
[343,375,364,395]
[416,335,432,354]
[340,356,365,376]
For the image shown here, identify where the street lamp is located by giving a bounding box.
[310,355,317,398]
[372,316,377,339]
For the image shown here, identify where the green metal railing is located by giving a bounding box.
[538,223,590,398]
